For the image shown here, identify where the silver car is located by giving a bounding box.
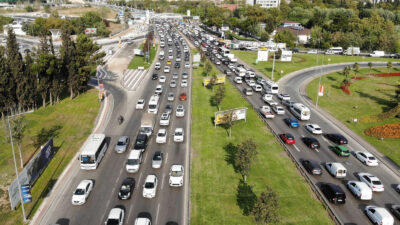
[170,80,177,88]
[115,136,130,153]
[167,92,175,101]
[152,151,163,169]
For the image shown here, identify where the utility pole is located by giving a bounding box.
[271,52,275,81]
[315,38,321,107]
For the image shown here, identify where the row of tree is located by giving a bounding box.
[0,26,105,118]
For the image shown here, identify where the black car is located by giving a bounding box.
[301,159,322,175]
[134,133,148,151]
[205,51,210,56]
[185,56,190,61]
[159,55,165,60]
[324,133,348,145]
[174,62,180,68]
[164,104,173,114]
[320,183,346,204]
[118,177,135,200]
[152,73,158,80]
[302,137,320,149]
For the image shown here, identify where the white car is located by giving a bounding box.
[216,54,222,59]
[215,60,221,65]
[155,62,161,70]
[262,94,273,102]
[169,165,184,187]
[167,92,174,101]
[365,206,394,225]
[355,151,379,166]
[105,208,124,225]
[170,80,177,88]
[272,105,285,115]
[305,124,323,134]
[72,180,93,205]
[346,180,373,200]
[185,62,190,68]
[159,113,170,126]
[142,175,158,198]
[266,100,278,106]
[307,49,318,54]
[168,54,173,59]
[358,172,384,192]
[247,70,255,77]
[156,129,167,144]
[181,80,188,87]
[246,80,255,87]
[173,128,184,142]
[234,76,242,84]
[252,84,262,92]
[155,85,163,95]
[176,105,185,117]
[259,106,275,119]
[136,99,145,109]
[164,66,170,73]
[277,93,291,101]
[168,48,173,53]
[159,75,166,83]
[176,57,181,62]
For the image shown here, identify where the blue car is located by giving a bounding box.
[284,118,299,128]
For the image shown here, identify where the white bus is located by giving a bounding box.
[263,81,279,94]
[290,103,311,120]
[147,94,160,114]
[218,47,230,57]
[79,133,108,170]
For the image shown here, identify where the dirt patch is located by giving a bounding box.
[108,23,124,34]
[365,123,400,138]
[57,6,116,19]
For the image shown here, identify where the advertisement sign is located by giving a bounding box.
[281,50,292,62]
[214,108,247,126]
[203,75,226,86]
[318,85,324,96]
[193,53,201,63]
[134,49,143,56]
[84,28,97,35]
[21,184,31,203]
[257,49,269,61]
[9,138,54,209]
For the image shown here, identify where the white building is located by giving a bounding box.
[3,23,26,36]
[246,0,281,8]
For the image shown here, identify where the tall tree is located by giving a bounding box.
[0,46,12,118]
[252,186,279,225]
[368,62,373,75]
[234,138,257,182]
[204,60,212,76]
[213,84,225,111]
[60,25,77,99]
[5,27,23,113]
[11,115,27,168]
[342,66,351,84]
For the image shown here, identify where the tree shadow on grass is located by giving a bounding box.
[236,179,257,216]
[223,142,238,172]
[355,91,396,111]
[326,76,337,81]
[209,96,217,108]
[33,125,62,150]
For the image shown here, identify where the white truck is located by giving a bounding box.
[343,47,360,56]
[259,106,275,119]
[139,113,155,137]
[226,54,237,63]
[370,50,385,57]
[235,67,247,77]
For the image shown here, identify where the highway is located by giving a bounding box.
[182,26,400,225]
[35,22,191,225]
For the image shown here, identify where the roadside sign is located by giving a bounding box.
[318,85,324,96]
[99,83,104,89]
[21,184,31,203]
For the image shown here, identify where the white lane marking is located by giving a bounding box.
[315,148,320,153]
[165,152,169,164]
[138,173,143,186]
[161,173,166,190]
[127,203,135,223]
[293,145,301,152]
[155,203,161,225]
[143,151,148,163]
[301,135,304,138]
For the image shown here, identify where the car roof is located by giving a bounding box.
[108,208,123,219]
[145,175,156,182]
[159,129,166,132]
[324,183,344,193]
[122,177,135,185]
[171,164,183,171]
[118,136,128,141]
[77,179,92,189]
[175,128,183,132]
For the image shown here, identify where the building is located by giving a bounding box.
[275,26,311,44]
[3,23,26,36]
[246,0,281,8]
[219,4,239,11]
[281,20,301,28]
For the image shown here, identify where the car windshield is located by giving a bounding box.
[135,139,145,145]
[106,219,120,225]
[145,182,154,188]
[80,155,95,164]
[315,127,321,131]
[117,141,125,146]
[140,127,151,133]
[153,155,162,161]
[368,156,376,160]
[158,132,165,137]
[175,132,182,136]
[121,185,130,191]
[372,180,382,185]
[74,188,85,195]
[127,159,139,165]
[171,170,183,177]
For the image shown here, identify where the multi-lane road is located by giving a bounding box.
[35,23,191,225]
[183,26,400,224]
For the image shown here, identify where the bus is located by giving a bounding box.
[218,47,230,57]
[290,103,311,120]
[263,81,279,94]
[79,133,108,170]
[147,94,160,114]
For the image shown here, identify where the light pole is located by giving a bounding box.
[271,51,276,81]
[8,110,34,223]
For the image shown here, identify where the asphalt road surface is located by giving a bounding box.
[38,25,191,225]
[184,28,400,225]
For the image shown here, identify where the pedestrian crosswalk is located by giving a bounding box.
[121,69,148,91]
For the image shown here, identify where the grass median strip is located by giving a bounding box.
[128,44,157,70]
[191,62,333,224]
[232,50,398,80]
[0,89,100,225]
[306,67,400,165]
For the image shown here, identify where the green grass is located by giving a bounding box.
[0,89,100,225]
[226,31,257,41]
[306,67,400,164]
[191,61,333,225]
[128,44,157,69]
[232,50,399,81]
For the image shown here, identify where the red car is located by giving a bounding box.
[179,92,187,101]
[279,133,295,144]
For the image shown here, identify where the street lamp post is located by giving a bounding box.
[271,52,276,81]
[8,110,34,223]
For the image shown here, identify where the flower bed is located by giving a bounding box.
[364,123,400,138]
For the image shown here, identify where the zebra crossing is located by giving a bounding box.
[121,69,148,91]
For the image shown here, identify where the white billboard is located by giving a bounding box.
[257,49,269,61]
[281,50,292,62]
[214,107,247,127]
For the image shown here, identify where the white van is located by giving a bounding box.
[346,180,372,200]
[126,150,142,173]
[134,217,151,225]
[365,205,394,225]
[325,162,347,178]
[370,51,385,57]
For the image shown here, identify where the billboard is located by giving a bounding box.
[9,138,54,209]
[203,74,226,86]
[214,107,247,126]
[281,50,292,62]
[257,49,269,61]
[84,28,97,35]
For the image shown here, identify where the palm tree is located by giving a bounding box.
[353,62,360,76]
[368,62,372,75]
[387,61,392,74]
[342,66,351,85]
